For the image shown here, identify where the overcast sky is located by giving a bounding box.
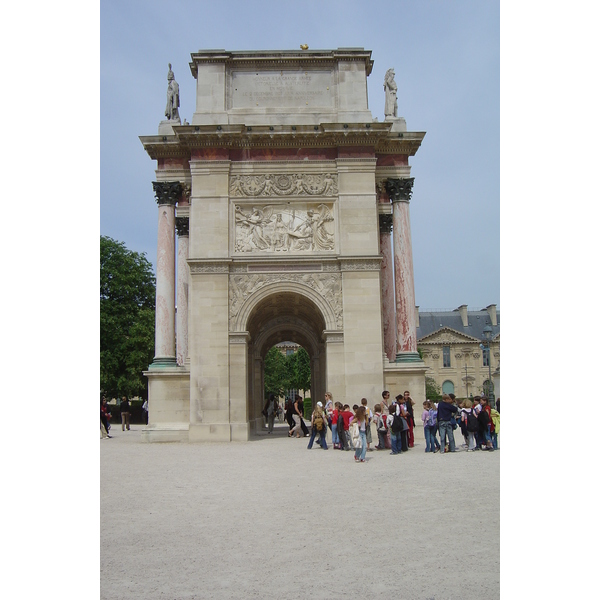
[100,0,499,311]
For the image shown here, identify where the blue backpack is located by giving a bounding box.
[427,409,437,428]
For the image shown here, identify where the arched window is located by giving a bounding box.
[442,380,455,395]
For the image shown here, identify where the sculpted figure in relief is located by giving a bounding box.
[383,68,398,118]
[165,63,180,122]
[234,204,335,253]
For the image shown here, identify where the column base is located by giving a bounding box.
[395,351,423,363]
[149,356,177,368]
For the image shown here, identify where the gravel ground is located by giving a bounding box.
[101,422,499,600]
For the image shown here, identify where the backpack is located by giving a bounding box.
[391,413,403,434]
[313,411,325,431]
[478,408,490,427]
[427,409,437,428]
[466,409,479,433]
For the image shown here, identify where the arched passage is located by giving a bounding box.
[244,291,328,432]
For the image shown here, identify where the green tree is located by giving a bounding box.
[290,347,311,397]
[425,376,442,401]
[263,346,287,398]
[100,236,155,399]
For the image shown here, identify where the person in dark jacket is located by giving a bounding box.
[101,396,112,438]
[437,394,459,453]
[478,397,494,451]
[120,396,131,431]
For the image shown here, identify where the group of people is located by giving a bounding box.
[101,395,149,438]
[279,390,500,459]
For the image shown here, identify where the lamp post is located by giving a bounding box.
[480,325,495,409]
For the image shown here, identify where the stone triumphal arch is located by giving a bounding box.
[140,48,427,442]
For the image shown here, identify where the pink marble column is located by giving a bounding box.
[176,216,189,366]
[151,182,180,366]
[379,211,396,362]
[387,178,421,362]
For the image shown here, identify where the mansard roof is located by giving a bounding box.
[417,309,500,344]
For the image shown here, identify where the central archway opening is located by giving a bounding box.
[245,291,327,436]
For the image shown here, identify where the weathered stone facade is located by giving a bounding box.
[140,48,427,442]
[417,305,500,401]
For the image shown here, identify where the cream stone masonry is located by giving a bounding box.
[140,48,426,442]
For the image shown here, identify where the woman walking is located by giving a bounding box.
[289,394,303,438]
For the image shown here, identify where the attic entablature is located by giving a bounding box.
[189,48,374,77]
[139,125,425,161]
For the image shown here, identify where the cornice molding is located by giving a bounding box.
[140,127,425,160]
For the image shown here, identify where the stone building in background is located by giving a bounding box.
[417,304,500,402]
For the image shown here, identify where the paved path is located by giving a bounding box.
[101,422,499,599]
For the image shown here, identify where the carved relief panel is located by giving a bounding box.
[233,202,336,254]
[230,172,338,255]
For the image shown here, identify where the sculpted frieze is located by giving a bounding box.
[229,272,343,329]
[234,203,335,253]
[230,173,338,197]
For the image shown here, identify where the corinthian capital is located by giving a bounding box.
[152,181,183,206]
[379,214,393,234]
[175,216,189,237]
[385,178,414,203]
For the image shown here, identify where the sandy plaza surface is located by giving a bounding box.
[101,421,499,600]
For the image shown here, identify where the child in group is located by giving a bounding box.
[340,404,354,450]
[427,401,441,453]
[373,404,386,450]
[331,401,342,449]
[422,401,434,453]
[352,406,368,462]
[387,405,402,455]
[361,398,373,451]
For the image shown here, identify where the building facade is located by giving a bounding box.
[417,304,500,402]
[140,48,427,442]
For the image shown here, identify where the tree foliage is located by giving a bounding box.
[263,346,288,398]
[263,346,312,400]
[100,236,155,399]
[425,376,442,401]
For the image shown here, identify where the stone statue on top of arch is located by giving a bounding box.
[165,63,180,122]
[383,68,398,119]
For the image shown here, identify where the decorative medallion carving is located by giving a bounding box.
[152,181,182,205]
[385,177,414,203]
[229,272,343,329]
[234,203,335,253]
[229,173,338,197]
